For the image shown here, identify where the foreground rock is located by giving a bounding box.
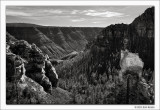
[6,34,72,104]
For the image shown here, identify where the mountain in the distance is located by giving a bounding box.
[6,23,42,27]
[6,24,102,59]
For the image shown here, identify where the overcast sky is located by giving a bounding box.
[6,6,152,27]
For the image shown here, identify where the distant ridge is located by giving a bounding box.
[6,23,104,28]
[6,23,42,27]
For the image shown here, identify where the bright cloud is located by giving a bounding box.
[84,10,124,17]
[82,10,96,13]
[71,18,85,22]
[6,10,31,16]
[92,21,101,24]
[71,10,79,14]
[43,9,63,14]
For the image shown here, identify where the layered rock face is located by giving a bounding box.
[6,25,102,59]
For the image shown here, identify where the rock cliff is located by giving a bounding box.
[93,7,154,70]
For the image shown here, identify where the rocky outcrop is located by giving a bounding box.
[119,50,144,81]
[25,43,52,93]
[7,38,58,93]
[6,52,53,104]
[45,55,58,88]
[6,56,70,104]
[6,34,72,104]
[6,52,25,82]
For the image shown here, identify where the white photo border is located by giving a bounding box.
[1,0,159,110]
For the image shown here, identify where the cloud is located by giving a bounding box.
[81,9,124,18]
[92,21,101,24]
[6,6,150,27]
[82,10,96,13]
[71,18,85,22]
[6,10,31,17]
[43,9,63,14]
[71,10,79,14]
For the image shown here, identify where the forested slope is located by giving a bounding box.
[56,7,154,104]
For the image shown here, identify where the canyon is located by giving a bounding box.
[6,7,154,104]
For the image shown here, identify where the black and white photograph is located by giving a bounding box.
[1,0,160,110]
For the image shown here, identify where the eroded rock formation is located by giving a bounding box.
[6,33,59,93]
[6,33,72,104]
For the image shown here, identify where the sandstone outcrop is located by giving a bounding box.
[119,50,144,80]
[7,38,58,93]
[6,34,72,104]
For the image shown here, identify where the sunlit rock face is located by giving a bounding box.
[120,50,144,77]
[119,49,144,82]
[45,59,58,88]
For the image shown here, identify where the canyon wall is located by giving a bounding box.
[7,24,102,59]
